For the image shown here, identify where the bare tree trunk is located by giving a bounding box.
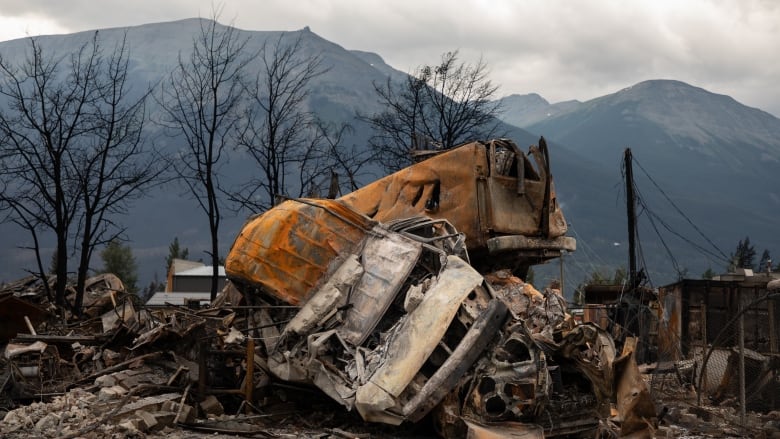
[157,15,249,301]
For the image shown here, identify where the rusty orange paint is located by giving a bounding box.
[339,140,567,254]
[225,199,375,305]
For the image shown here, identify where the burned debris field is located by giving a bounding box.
[3,138,778,438]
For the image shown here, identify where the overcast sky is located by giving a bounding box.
[0,0,778,116]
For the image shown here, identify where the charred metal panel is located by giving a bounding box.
[340,143,485,246]
[340,140,569,254]
[402,299,508,422]
[225,199,374,305]
[463,419,544,438]
[614,339,657,436]
[657,284,683,361]
[338,229,422,345]
[285,255,364,336]
[486,140,556,239]
[355,256,484,424]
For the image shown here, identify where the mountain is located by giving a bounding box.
[0,19,411,287]
[1,21,777,296]
[0,19,561,291]
[497,93,581,127]
[499,80,780,287]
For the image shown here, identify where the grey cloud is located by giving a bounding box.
[1,0,778,115]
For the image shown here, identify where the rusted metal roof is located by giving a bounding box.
[225,199,375,305]
[0,293,49,342]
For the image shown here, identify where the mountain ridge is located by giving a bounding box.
[0,20,777,295]
[499,78,780,288]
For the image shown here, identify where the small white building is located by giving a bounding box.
[168,265,227,293]
[146,259,227,308]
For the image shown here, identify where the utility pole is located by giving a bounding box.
[624,148,637,289]
[621,148,642,357]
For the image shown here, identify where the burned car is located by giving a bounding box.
[339,137,575,275]
[0,139,655,437]
[225,198,497,424]
[224,139,655,437]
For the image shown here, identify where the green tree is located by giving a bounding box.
[757,249,772,273]
[165,237,189,272]
[100,239,138,294]
[612,267,627,285]
[702,268,716,279]
[729,236,756,271]
[140,280,158,302]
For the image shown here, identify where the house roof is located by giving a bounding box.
[145,291,212,306]
[175,266,226,277]
[171,258,204,274]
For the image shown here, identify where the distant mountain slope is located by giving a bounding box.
[508,80,780,287]
[1,22,777,296]
[0,19,408,285]
[527,80,780,173]
[497,93,581,127]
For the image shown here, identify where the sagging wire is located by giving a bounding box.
[566,221,620,298]
[568,221,610,269]
[635,188,684,280]
[622,152,730,283]
[632,156,729,262]
[642,204,729,265]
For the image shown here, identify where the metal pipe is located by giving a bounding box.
[245,338,254,413]
[738,288,746,429]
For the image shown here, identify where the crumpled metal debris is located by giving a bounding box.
[222,197,656,437]
[0,271,250,437]
[3,138,656,438]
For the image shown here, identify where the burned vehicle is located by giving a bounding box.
[339,137,576,275]
[224,139,655,437]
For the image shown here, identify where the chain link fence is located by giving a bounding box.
[576,279,779,434]
[651,283,779,433]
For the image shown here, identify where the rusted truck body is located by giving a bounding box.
[226,199,494,423]
[224,139,654,437]
[339,138,576,274]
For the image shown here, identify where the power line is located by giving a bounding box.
[631,157,729,261]
[568,222,609,268]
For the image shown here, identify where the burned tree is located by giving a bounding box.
[312,120,376,197]
[0,38,82,307]
[233,33,328,211]
[0,187,54,301]
[70,35,157,312]
[158,17,252,300]
[0,33,156,312]
[363,51,502,171]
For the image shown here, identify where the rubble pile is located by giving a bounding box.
[1,274,237,436]
[0,272,422,438]
[1,139,665,437]
[1,206,657,438]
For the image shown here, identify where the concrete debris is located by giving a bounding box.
[199,394,224,417]
[18,137,775,437]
